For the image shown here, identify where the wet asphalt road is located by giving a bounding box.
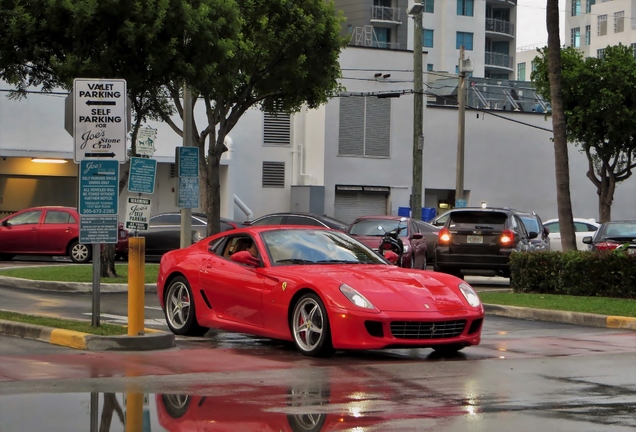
[1,259,635,431]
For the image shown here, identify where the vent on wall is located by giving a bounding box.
[264,112,291,146]
[262,161,285,188]
[170,164,176,178]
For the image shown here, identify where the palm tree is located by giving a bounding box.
[546,0,577,251]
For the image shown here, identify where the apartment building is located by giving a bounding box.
[566,0,636,57]
[341,0,518,79]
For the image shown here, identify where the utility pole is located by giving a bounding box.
[455,46,472,208]
[408,2,424,220]
[180,86,193,248]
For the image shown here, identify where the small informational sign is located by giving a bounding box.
[79,216,119,244]
[177,177,199,209]
[125,197,151,231]
[127,157,157,194]
[73,78,128,163]
[136,127,157,156]
[79,160,119,216]
[455,199,467,208]
[176,147,199,177]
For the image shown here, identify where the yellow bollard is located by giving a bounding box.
[128,236,145,336]
[125,391,143,432]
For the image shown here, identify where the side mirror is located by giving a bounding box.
[543,226,550,235]
[412,233,423,240]
[1,220,9,227]
[230,251,260,267]
[582,236,593,245]
[528,231,538,240]
[383,250,399,264]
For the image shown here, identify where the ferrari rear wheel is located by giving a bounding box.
[161,394,191,419]
[291,293,334,357]
[164,276,208,336]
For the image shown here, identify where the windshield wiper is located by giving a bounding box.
[315,260,364,264]
[275,258,314,264]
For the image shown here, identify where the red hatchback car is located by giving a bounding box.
[0,206,128,263]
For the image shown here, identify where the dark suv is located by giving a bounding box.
[433,208,538,279]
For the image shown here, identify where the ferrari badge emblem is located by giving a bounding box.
[282,282,287,291]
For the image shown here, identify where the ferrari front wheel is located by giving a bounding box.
[164,276,208,336]
[291,293,334,357]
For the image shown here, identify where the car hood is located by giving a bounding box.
[281,265,467,312]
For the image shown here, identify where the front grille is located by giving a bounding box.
[390,320,466,339]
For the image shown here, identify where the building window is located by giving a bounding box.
[531,60,537,73]
[586,0,595,14]
[423,0,434,13]
[571,27,580,47]
[423,29,434,48]
[338,97,391,158]
[263,112,291,146]
[457,0,474,16]
[456,32,474,50]
[571,0,581,16]
[374,27,391,48]
[631,43,636,59]
[614,11,625,33]
[427,63,434,71]
[517,62,526,81]
[597,14,607,36]
[585,25,591,45]
[262,162,285,188]
[597,48,605,58]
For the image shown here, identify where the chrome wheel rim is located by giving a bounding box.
[292,297,325,352]
[71,243,89,262]
[166,281,191,330]
[164,394,189,409]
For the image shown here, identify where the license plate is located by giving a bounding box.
[467,235,483,244]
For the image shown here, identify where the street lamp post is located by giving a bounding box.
[455,46,472,208]
[408,2,424,220]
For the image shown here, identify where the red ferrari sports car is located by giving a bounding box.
[157,226,484,357]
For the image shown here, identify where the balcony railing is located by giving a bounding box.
[485,52,513,69]
[371,5,402,23]
[485,18,514,36]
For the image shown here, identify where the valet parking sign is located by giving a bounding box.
[73,78,128,163]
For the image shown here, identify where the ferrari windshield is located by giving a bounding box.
[261,229,388,265]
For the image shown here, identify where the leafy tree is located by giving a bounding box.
[156,0,346,236]
[0,0,239,275]
[532,43,636,223]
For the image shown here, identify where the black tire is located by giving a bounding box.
[0,254,14,261]
[433,343,466,355]
[291,293,334,357]
[160,394,191,418]
[164,276,209,336]
[68,241,91,264]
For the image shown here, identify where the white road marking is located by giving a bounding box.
[82,312,167,327]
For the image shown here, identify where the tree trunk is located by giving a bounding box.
[597,167,615,223]
[205,129,223,237]
[99,393,125,432]
[100,244,118,278]
[547,0,577,251]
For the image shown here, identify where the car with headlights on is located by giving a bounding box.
[157,226,484,357]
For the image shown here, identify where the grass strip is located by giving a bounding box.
[0,310,128,336]
[479,292,636,318]
[0,264,159,284]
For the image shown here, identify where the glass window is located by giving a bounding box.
[597,14,607,36]
[427,63,434,71]
[44,210,74,224]
[191,216,207,226]
[456,32,474,50]
[251,215,285,226]
[585,25,591,45]
[586,224,599,232]
[571,0,581,16]
[571,27,580,47]
[423,0,434,13]
[520,216,540,233]
[517,62,526,81]
[544,222,559,234]
[597,48,605,58]
[586,0,595,14]
[150,214,181,225]
[614,11,624,33]
[285,216,323,227]
[423,29,434,48]
[7,210,42,226]
[457,0,474,16]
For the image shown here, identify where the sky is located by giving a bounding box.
[516,0,566,48]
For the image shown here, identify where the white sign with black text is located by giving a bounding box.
[125,197,152,232]
[73,78,128,163]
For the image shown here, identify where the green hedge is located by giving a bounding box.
[510,250,636,299]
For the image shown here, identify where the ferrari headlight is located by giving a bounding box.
[340,284,375,309]
[458,282,481,307]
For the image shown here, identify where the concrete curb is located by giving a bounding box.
[0,275,156,293]
[484,304,636,331]
[0,319,175,351]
